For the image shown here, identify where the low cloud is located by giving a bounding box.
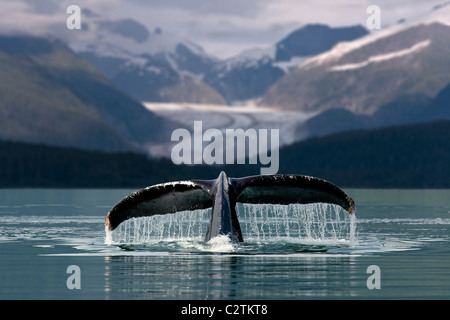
[0,0,446,58]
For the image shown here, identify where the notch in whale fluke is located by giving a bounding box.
[105,172,355,243]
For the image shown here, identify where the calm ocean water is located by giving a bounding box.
[0,188,449,300]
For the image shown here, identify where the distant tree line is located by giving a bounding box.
[279,120,450,188]
[0,140,258,188]
[1,120,449,188]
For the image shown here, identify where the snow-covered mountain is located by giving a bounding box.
[72,13,226,104]
[71,12,369,105]
[67,2,450,110]
[202,49,285,104]
[262,2,450,114]
[203,24,368,103]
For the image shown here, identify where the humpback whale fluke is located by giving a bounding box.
[105,172,355,243]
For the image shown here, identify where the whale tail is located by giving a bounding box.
[105,172,355,242]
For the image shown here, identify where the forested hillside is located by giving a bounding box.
[1,120,449,188]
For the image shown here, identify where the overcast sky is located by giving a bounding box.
[0,0,446,58]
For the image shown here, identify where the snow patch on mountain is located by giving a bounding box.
[299,26,404,69]
[273,56,309,73]
[329,39,431,72]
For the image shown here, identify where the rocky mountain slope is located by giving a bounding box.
[298,81,450,139]
[0,35,172,152]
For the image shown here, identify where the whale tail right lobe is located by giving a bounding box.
[231,174,355,214]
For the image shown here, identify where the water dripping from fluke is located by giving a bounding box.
[104,203,357,253]
[104,172,355,249]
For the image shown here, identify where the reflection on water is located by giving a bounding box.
[103,254,357,299]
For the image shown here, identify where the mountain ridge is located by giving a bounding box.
[77,20,368,104]
[275,24,368,62]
